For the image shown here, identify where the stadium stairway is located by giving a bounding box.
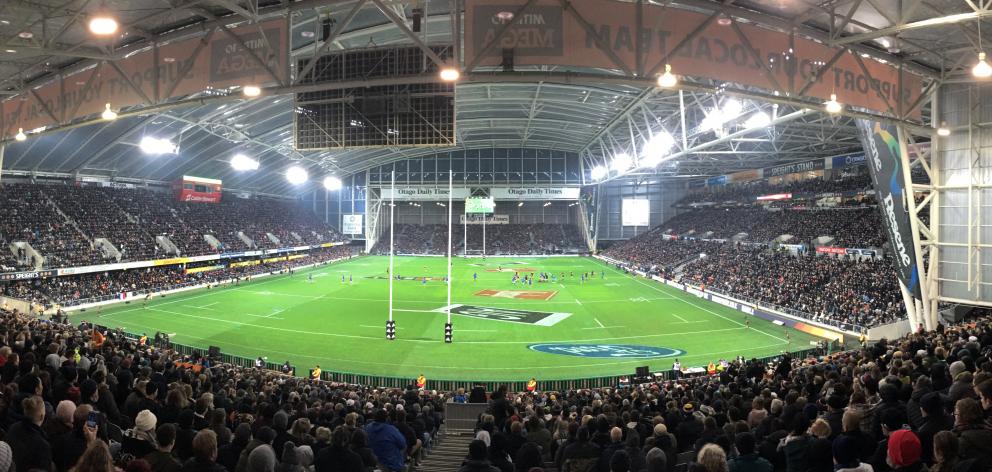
[416,432,474,472]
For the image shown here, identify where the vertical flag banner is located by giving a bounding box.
[855,119,921,298]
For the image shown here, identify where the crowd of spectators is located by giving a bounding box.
[373,224,585,255]
[0,246,356,307]
[661,208,885,248]
[0,183,345,271]
[0,304,445,472]
[678,247,903,330]
[461,312,992,472]
[0,278,990,472]
[0,185,103,269]
[678,173,873,206]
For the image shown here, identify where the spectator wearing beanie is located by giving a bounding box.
[952,398,992,464]
[237,428,276,472]
[314,427,363,472]
[0,442,12,472]
[459,439,500,472]
[916,392,952,465]
[558,426,600,472]
[728,432,771,472]
[886,430,923,472]
[275,442,301,472]
[247,445,276,472]
[348,429,376,471]
[365,409,407,472]
[218,424,251,472]
[609,449,631,472]
[182,430,225,472]
[645,448,667,472]
[144,424,181,472]
[514,442,544,472]
[832,435,872,472]
[124,410,159,457]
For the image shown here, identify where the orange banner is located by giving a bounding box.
[1,19,286,139]
[465,0,921,118]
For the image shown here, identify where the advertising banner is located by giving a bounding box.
[464,0,921,118]
[460,214,510,224]
[0,270,56,281]
[764,159,825,177]
[816,246,847,255]
[828,153,867,169]
[379,187,471,200]
[1,19,287,138]
[342,215,364,234]
[490,186,581,200]
[856,119,920,298]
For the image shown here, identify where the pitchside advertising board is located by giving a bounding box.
[855,119,921,298]
[490,187,581,200]
[465,0,922,119]
[342,215,363,235]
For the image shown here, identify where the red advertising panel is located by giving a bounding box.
[174,176,223,204]
[816,246,847,255]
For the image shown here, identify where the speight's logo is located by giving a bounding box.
[529,344,683,359]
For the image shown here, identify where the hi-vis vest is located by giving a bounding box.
[707,362,717,375]
[311,368,322,379]
[526,379,537,392]
[416,375,426,389]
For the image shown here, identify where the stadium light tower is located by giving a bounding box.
[286,166,308,184]
[323,176,342,191]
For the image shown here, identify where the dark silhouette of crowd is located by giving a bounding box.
[0,183,344,271]
[373,224,584,255]
[0,246,355,308]
[461,313,992,472]
[660,208,885,248]
[677,174,873,206]
[0,303,445,472]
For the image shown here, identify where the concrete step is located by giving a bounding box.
[417,432,474,472]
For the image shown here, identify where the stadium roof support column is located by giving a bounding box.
[897,125,934,331]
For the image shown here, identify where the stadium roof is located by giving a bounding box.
[0,0,974,195]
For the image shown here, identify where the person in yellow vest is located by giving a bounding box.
[707,361,716,375]
[416,374,427,390]
[526,378,537,393]
[138,333,148,346]
[311,365,322,380]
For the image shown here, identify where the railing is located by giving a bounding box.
[163,337,822,391]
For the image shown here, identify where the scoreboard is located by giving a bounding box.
[174,176,222,204]
[465,197,495,214]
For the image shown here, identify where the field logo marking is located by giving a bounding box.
[475,289,558,300]
[529,344,684,359]
[435,304,571,326]
[629,297,649,302]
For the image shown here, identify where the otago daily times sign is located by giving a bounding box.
[466,0,922,118]
[1,20,286,139]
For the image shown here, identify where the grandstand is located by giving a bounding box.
[2,1,992,472]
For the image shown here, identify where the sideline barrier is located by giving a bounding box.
[445,402,490,432]
[162,338,818,390]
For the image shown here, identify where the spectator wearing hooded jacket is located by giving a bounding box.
[365,409,407,472]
